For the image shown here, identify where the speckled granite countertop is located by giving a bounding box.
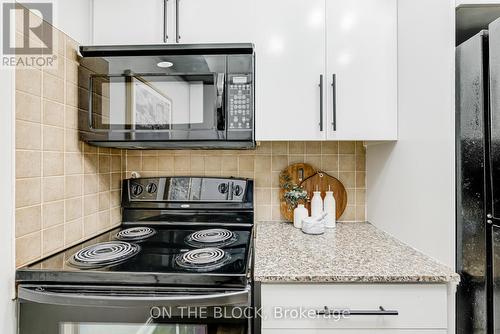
[254,221,459,284]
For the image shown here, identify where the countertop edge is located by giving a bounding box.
[254,274,460,284]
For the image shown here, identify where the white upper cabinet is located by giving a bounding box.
[255,0,326,141]
[325,0,397,140]
[255,0,397,141]
[176,0,255,44]
[92,0,254,45]
[93,0,172,45]
[92,0,397,141]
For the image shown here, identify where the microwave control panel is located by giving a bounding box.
[227,74,253,130]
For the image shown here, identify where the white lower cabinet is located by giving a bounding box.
[260,284,449,332]
[263,330,446,333]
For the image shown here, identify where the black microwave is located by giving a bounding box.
[78,44,255,149]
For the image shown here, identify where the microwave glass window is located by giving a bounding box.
[90,74,218,131]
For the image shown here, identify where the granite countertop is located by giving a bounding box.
[254,221,459,284]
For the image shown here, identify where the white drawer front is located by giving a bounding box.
[262,330,447,334]
[260,284,448,329]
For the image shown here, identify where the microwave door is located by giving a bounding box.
[88,73,226,141]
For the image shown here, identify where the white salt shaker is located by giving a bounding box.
[324,190,336,228]
[310,191,323,218]
[293,204,308,229]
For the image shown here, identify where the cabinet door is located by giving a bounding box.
[255,0,326,140]
[93,0,169,45]
[262,330,447,334]
[260,284,448,330]
[176,0,255,44]
[326,0,397,140]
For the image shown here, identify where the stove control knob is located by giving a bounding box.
[233,184,243,196]
[146,183,157,193]
[218,183,229,194]
[131,184,143,196]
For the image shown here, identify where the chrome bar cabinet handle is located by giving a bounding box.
[175,0,180,43]
[163,0,169,42]
[319,74,324,131]
[316,306,399,316]
[331,74,337,131]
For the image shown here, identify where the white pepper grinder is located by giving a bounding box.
[310,189,323,218]
[324,188,336,228]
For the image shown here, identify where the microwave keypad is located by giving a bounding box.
[228,78,252,130]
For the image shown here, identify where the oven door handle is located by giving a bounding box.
[18,286,250,308]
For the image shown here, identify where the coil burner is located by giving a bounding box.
[69,241,140,269]
[115,227,157,242]
[185,228,238,248]
[175,248,231,272]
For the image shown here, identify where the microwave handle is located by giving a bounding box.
[216,73,225,131]
[18,286,250,308]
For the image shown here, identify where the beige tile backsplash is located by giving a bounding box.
[14,18,122,267]
[14,8,367,268]
[123,141,366,224]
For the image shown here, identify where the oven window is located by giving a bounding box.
[61,323,206,334]
[19,303,247,334]
[90,74,220,131]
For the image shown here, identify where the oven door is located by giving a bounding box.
[18,285,251,334]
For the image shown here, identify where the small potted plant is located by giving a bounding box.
[280,173,309,227]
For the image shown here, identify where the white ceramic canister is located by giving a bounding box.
[323,191,336,228]
[310,191,323,218]
[293,204,308,229]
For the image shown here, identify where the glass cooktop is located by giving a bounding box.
[20,225,251,277]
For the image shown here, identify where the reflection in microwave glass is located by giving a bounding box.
[60,323,207,334]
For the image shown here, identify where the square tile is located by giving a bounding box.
[43,99,64,127]
[16,120,41,150]
[43,152,64,176]
[42,176,64,202]
[239,156,255,172]
[15,205,41,237]
[16,178,41,208]
[222,156,238,172]
[42,224,64,254]
[272,142,288,154]
[16,232,41,267]
[42,73,64,103]
[271,155,287,172]
[16,91,41,122]
[65,175,82,198]
[16,150,41,178]
[65,197,82,222]
[289,141,305,154]
[42,126,64,151]
[339,141,355,154]
[305,141,321,154]
[42,200,64,228]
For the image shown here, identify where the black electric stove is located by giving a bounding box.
[17,177,254,289]
[15,176,256,334]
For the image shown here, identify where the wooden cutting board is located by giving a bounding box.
[279,163,347,221]
[299,172,347,220]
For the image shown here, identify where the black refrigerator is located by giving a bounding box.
[457,17,500,334]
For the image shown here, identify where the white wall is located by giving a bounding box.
[53,0,92,44]
[0,66,17,334]
[366,0,456,267]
